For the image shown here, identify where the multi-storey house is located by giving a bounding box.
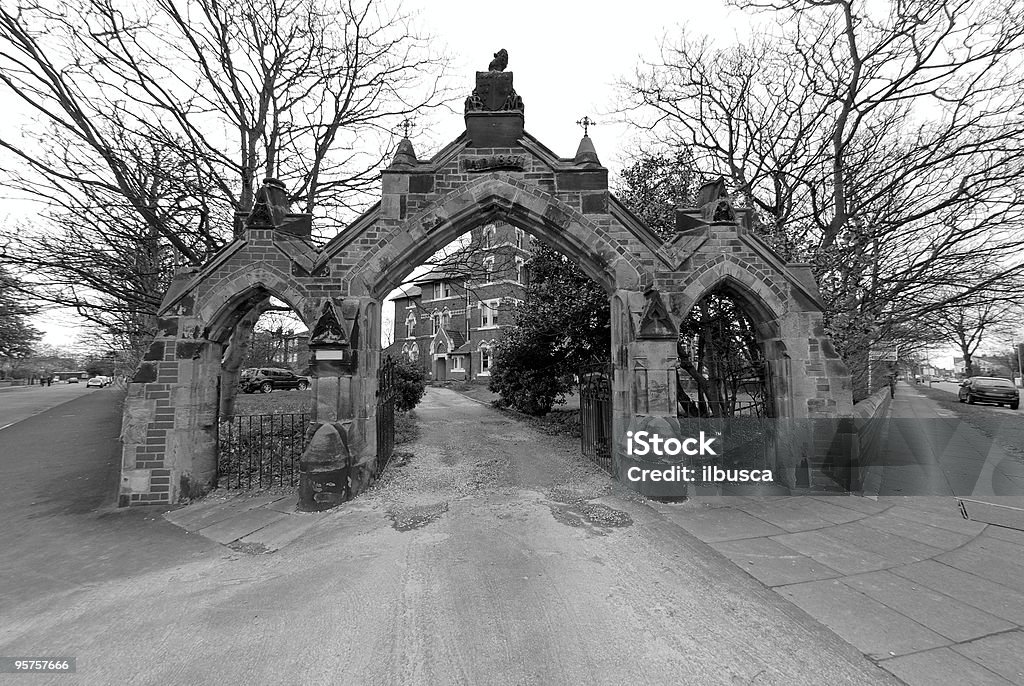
[386,222,531,382]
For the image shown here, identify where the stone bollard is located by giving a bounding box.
[297,421,351,512]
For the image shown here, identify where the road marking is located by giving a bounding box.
[0,422,15,432]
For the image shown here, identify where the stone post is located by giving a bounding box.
[119,315,222,505]
[297,297,377,511]
[612,289,682,498]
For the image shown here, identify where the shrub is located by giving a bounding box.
[489,329,573,415]
[392,355,427,412]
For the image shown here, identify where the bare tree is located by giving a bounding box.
[618,0,1024,398]
[932,300,1021,378]
[0,0,450,345]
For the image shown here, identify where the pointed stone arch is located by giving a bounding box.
[202,277,313,344]
[677,257,790,333]
[345,176,645,300]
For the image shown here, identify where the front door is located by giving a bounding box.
[435,357,447,381]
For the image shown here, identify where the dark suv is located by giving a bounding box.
[239,368,310,394]
[958,377,1019,410]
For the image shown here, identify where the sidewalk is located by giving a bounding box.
[163,491,328,554]
[652,382,1024,685]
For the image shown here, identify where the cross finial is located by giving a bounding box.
[576,116,596,137]
[399,117,415,139]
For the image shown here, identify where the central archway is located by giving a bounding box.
[346,176,642,301]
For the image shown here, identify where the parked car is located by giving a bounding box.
[67,376,79,383]
[958,377,1019,410]
[239,367,310,394]
[86,377,106,388]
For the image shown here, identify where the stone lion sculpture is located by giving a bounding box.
[488,49,508,72]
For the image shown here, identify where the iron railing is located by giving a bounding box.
[217,413,310,489]
[579,362,613,474]
[375,354,398,477]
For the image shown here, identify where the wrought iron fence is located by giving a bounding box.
[217,413,310,489]
[579,362,613,474]
[375,354,398,477]
[673,367,777,475]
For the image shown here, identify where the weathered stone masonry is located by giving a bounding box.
[120,62,853,507]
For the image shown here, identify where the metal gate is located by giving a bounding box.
[579,362,613,473]
[217,413,310,489]
[375,354,398,477]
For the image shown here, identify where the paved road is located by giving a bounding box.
[0,387,896,685]
[0,383,96,429]
[870,383,1024,497]
[0,387,219,624]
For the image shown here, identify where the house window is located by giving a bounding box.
[483,256,495,280]
[452,356,465,371]
[405,312,416,338]
[441,308,451,328]
[433,282,442,300]
[481,299,499,328]
[483,224,496,249]
[515,257,525,283]
[443,282,453,298]
[479,343,493,375]
[515,229,524,249]
[431,311,440,335]
[403,343,418,362]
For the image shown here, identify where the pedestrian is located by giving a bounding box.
[888,373,895,399]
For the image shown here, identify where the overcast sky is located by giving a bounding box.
[404,0,748,171]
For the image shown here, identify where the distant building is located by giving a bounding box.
[386,222,531,382]
[954,355,1015,378]
[244,327,310,372]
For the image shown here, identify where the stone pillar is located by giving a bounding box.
[298,297,377,511]
[119,316,221,505]
[612,289,682,498]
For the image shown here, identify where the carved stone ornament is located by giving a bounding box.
[465,63,524,114]
[308,300,348,347]
[712,199,736,222]
[245,178,290,228]
[696,176,728,207]
[461,155,526,172]
[488,49,508,72]
[637,288,677,340]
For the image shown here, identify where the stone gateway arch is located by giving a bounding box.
[119,58,853,508]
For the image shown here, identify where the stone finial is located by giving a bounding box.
[488,49,508,72]
[389,137,418,169]
[245,177,291,228]
[574,134,602,168]
[697,176,736,222]
[696,176,728,206]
